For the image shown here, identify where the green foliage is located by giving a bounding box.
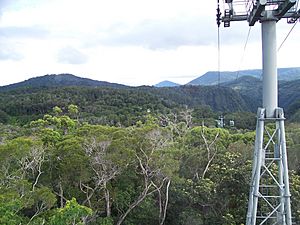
[225,111,256,130]
[95,217,114,225]
[68,104,79,118]
[290,171,300,222]
[0,109,9,124]
[1,106,300,225]
[49,198,92,225]
[178,209,204,225]
[31,186,56,211]
[0,192,26,225]
[0,83,262,126]
[53,106,63,116]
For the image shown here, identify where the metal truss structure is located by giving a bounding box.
[247,108,292,224]
[217,0,300,224]
[221,0,300,26]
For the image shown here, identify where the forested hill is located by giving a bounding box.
[0,74,126,91]
[223,76,300,117]
[222,76,262,110]
[0,84,248,126]
[145,85,248,111]
[1,73,300,126]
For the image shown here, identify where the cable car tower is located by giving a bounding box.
[217,0,300,224]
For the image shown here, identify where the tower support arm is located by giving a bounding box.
[248,0,267,26]
[275,0,297,18]
[222,15,248,23]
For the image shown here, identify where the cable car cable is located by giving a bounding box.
[277,20,298,52]
[236,26,252,80]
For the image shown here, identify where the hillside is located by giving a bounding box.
[279,79,300,118]
[0,74,126,91]
[150,85,249,112]
[188,67,300,86]
[223,76,300,118]
[1,73,300,125]
[0,74,249,125]
[222,76,262,110]
[0,84,248,125]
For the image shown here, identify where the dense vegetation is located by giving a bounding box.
[0,85,251,127]
[1,74,300,224]
[1,105,300,225]
[1,73,300,128]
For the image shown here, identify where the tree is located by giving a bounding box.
[0,109,9,124]
[0,192,26,225]
[82,139,121,216]
[180,127,229,180]
[116,127,177,225]
[68,104,79,120]
[49,198,92,225]
[53,106,63,116]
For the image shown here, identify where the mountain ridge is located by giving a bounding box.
[187,67,300,86]
[0,73,127,92]
[2,67,300,91]
[1,72,300,124]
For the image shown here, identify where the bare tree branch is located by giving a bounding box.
[200,129,220,179]
[83,138,121,216]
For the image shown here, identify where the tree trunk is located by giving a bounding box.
[160,179,171,225]
[59,181,64,208]
[104,182,111,217]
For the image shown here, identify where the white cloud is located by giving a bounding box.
[57,47,88,65]
[95,16,217,50]
[0,25,49,39]
[0,45,23,61]
[0,0,299,87]
[0,0,10,15]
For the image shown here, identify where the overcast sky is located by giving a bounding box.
[0,0,299,86]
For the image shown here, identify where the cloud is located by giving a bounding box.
[57,46,88,65]
[0,45,23,61]
[0,0,10,15]
[0,25,49,39]
[96,17,217,50]
[87,15,259,50]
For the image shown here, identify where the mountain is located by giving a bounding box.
[279,79,300,110]
[223,76,300,117]
[0,74,127,91]
[223,76,262,110]
[154,80,180,87]
[0,79,249,125]
[1,72,300,125]
[188,67,300,86]
[149,85,249,112]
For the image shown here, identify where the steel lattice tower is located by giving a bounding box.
[217,1,300,224]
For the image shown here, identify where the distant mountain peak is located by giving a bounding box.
[187,67,300,86]
[154,80,180,87]
[0,73,127,91]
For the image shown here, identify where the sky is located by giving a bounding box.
[0,0,299,86]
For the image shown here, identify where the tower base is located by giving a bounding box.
[246,107,292,225]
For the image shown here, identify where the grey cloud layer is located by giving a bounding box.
[100,17,216,49]
[86,16,257,50]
